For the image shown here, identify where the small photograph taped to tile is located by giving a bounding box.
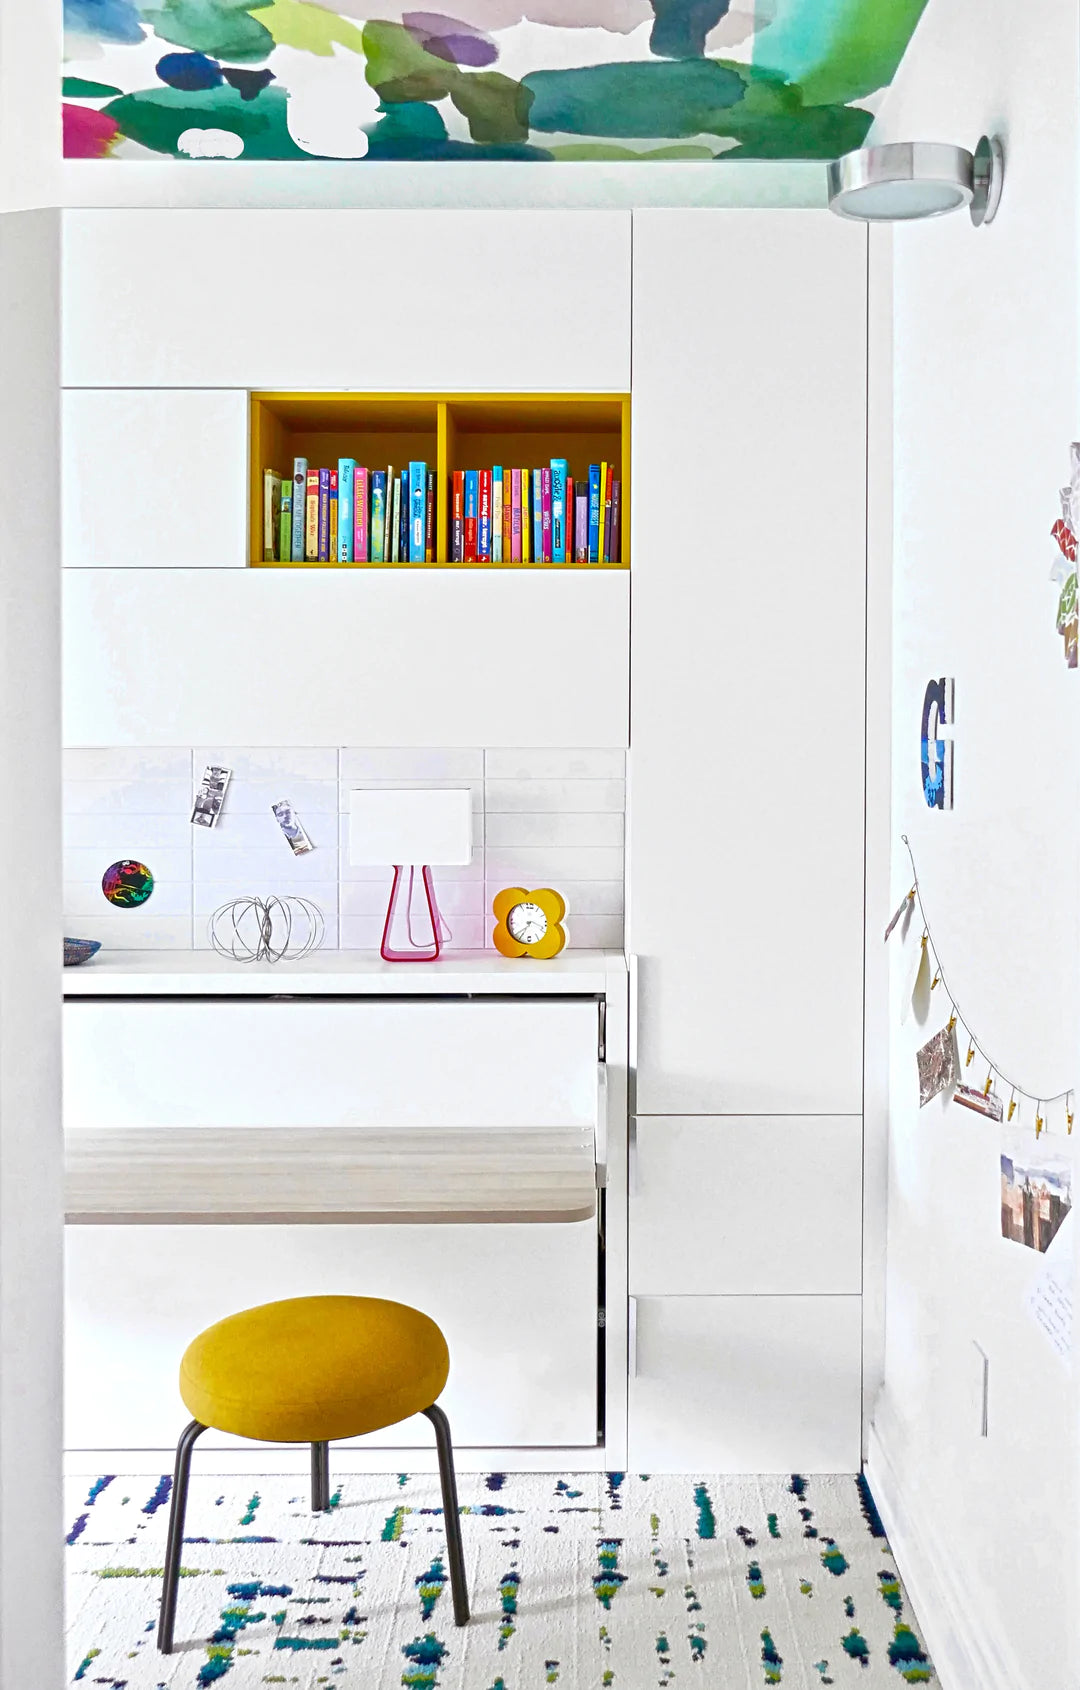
[916,1021,959,1106]
[101,860,153,907]
[954,1082,1004,1121]
[191,764,232,828]
[1002,1142,1072,1252]
[271,799,314,855]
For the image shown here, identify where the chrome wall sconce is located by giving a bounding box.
[827,136,1003,225]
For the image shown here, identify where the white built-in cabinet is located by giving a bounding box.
[626,211,869,1471]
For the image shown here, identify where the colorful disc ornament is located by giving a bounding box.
[102,860,154,908]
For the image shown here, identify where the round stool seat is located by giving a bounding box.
[179,1295,450,1443]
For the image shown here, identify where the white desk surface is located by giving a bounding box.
[63,948,627,997]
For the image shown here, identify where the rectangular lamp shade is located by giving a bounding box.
[349,787,473,867]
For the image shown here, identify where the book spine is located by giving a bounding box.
[328,470,339,562]
[409,461,426,563]
[370,472,386,563]
[464,470,479,562]
[550,458,567,563]
[521,467,531,563]
[338,458,356,562]
[575,489,589,562]
[389,472,401,564]
[502,467,513,562]
[565,475,574,563]
[279,480,292,565]
[602,462,613,563]
[399,470,409,561]
[317,468,330,562]
[611,478,621,564]
[291,458,308,562]
[540,467,553,564]
[305,470,320,562]
[355,466,368,563]
[587,464,601,564]
[452,470,465,562]
[425,470,436,563]
[263,470,281,562]
[478,468,492,561]
[510,468,522,563]
[491,467,503,563]
[383,465,395,561]
[532,469,543,563]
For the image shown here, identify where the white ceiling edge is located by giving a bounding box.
[60,158,828,212]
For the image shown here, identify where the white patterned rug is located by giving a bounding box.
[66,1470,933,1688]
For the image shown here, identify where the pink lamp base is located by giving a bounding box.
[380,864,447,962]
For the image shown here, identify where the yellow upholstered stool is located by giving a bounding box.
[158,1295,468,1653]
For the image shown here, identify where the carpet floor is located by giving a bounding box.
[66,1469,934,1688]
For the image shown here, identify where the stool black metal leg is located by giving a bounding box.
[158,1419,206,1654]
[311,1441,331,1512]
[423,1403,469,1626]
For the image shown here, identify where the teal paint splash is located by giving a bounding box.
[789,1475,808,1499]
[767,1513,781,1538]
[383,1506,411,1541]
[594,1537,627,1609]
[844,1596,855,1618]
[555,1479,583,1500]
[813,1664,835,1685]
[605,1473,625,1509]
[73,1649,100,1679]
[857,1474,887,1538]
[878,1571,903,1613]
[889,1623,931,1681]
[694,1484,716,1539]
[841,1627,870,1667]
[275,1636,339,1650]
[497,1568,520,1651]
[239,1492,260,1526]
[545,1662,560,1683]
[198,1588,267,1684]
[85,1475,115,1507]
[401,1633,448,1690]
[761,1627,783,1683]
[820,1540,849,1576]
[686,1581,706,1660]
[416,1557,446,1622]
[747,1561,765,1599]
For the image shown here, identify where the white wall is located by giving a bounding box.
[868,5,1080,1689]
[0,210,64,1686]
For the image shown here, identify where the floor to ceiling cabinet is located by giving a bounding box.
[627,211,869,1470]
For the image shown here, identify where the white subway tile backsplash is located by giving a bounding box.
[64,746,626,953]
[484,749,625,780]
[485,779,625,814]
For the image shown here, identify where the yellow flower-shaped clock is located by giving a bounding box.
[492,887,567,959]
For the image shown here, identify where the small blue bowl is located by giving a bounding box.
[64,937,101,967]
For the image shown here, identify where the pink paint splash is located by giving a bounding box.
[63,102,120,158]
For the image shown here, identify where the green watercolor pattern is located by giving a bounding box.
[62,0,928,160]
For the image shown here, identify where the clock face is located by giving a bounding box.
[506,900,548,946]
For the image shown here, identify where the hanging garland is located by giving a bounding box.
[887,835,1073,1138]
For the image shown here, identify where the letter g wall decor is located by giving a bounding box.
[921,677,955,810]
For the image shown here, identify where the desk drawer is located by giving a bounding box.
[64,997,600,1131]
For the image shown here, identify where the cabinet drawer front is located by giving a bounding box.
[628,1295,862,1472]
[65,1221,598,1450]
[630,1116,862,1296]
[64,998,600,1131]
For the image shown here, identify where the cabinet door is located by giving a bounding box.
[628,1294,862,1472]
[630,1116,862,1296]
[63,210,631,391]
[629,211,867,1116]
[63,389,247,568]
[66,1220,598,1450]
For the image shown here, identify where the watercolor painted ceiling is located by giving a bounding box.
[63,0,930,162]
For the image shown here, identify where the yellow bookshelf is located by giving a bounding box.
[250,392,630,569]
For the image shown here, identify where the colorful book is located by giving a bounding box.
[550,458,567,563]
[384,464,395,561]
[355,465,369,563]
[399,470,409,561]
[602,462,613,563]
[425,471,436,563]
[540,467,553,564]
[565,475,574,563]
[389,472,401,564]
[317,467,331,562]
[587,464,601,564]
[478,468,492,561]
[278,480,292,564]
[532,469,543,563]
[263,470,282,562]
[510,468,522,563]
[291,457,308,562]
[338,457,356,562]
[464,470,479,562]
[521,467,531,563]
[611,479,621,564]
[408,461,426,564]
[370,471,386,563]
[452,470,465,562]
[502,469,513,562]
[575,488,589,562]
[305,470,320,562]
[328,470,339,562]
[491,468,503,563]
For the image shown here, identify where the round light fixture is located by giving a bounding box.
[827,137,1003,226]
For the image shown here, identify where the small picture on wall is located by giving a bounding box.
[1001,1149,1072,1253]
[916,1021,960,1107]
